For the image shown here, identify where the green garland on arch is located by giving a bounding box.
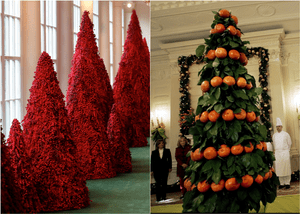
[178,47,272,142]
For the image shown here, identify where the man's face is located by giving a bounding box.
[276,126,283,132]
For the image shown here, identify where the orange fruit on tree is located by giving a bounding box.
[237,77,247,88]
[255,174,263,184]
[203,147,218,160]
[244,142,254,153]
[214,24,226,34]
[195,114,200,122]
[190,151,195,161]
[263,172,270,181]
[225,178,240,191]
[215,47,227,58]
[206,50,216,60]
[229,49,240,60]
[255,116,260,122]
[219,9,230,18]
[262,141,267,151]
[210,29,217,34]
[246,111,256,122]
[191,184,197,191]
[236,29,242,37]
[197,180,211,193]
[201,80,210,92]
[211,179,225,192]
[184,179,192,191]
[234,108,246,120]
[222,109,234,121]
[231,144,244,155]
[256,142,263,150]
[241,175,254,188]
[217,144,231,158]
[270,167,275,173]
[211,76,223,87]
[227,25,237,36]
[200,111,209,123]
[245,82,253,90]
[223,76,236,86]
[269,169,273,178]
[208,110,220,122]
[193,148,204,161]
[231,15,238,25]
[239,53,248,66]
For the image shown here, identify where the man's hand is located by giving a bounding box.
[169,168,172,172]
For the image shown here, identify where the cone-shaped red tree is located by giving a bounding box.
[7,119,42,213]
[113,10,150,148]
[107,104,132,173]
[1,127,21,213]
[66,11,116,179]
[22,52,90,212]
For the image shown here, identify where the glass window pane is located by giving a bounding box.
[4,16,9,56]
[4,0,9,14]
[110,43,113,64]
[53,28,56,59]
[74,0,80,7]
[53,1,56,27]
[15,99,21,122]
[10,100,15,127]
[41,25,44,52]
[9,60,15,100]
[46,0,49,25]
[5,60,9,100]
[110,65,113,86]
[15,18,20,57]
[5,101,10,137]
[109,1,113,22]
[46,27,49,54]
[109,22,113,43]
[94,15,98,39]
[93,1,98,15]
[15,0,20,17]
[15,60,20,99]
[41,0,44,24]
[10,17,14,56]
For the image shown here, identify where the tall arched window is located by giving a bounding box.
[0,0,21,138]
[41,0,57,70]
[73,0,80,51]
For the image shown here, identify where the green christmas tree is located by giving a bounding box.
[182,9,279,213]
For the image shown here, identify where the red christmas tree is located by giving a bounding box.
[22,52,90,212]
[7,119,42,213]
[66,11,116,179]
[113,10,150,148]
[1,127,21,213]
[107,104,132,173]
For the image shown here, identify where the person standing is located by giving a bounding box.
[272,118,292,189]
[175,136,191,199]
[151,139,172,203]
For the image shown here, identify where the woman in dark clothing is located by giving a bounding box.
[175,136,191,199]
[151,139,172,203]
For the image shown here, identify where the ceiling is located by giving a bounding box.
[151,1,300,51]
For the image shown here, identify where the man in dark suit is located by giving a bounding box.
[151,139,172,203]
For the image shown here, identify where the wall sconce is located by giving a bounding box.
[126,1,135,9]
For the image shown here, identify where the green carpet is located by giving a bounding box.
[51,144,150,214]
[151,194,299,213]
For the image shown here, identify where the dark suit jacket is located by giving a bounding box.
[151,148,172,175]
